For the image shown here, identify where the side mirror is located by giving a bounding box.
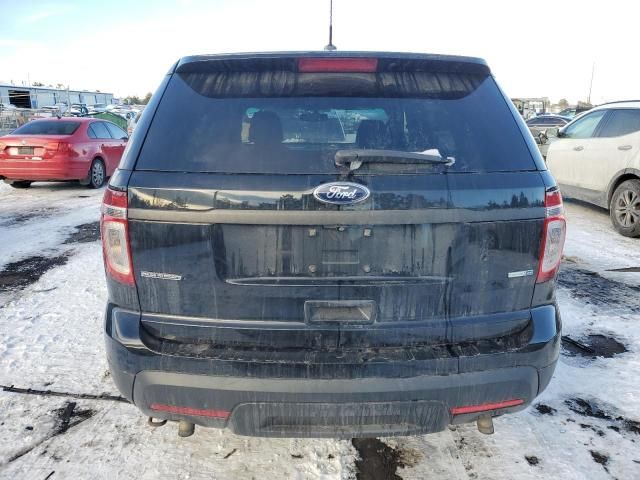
[121,136,129,141]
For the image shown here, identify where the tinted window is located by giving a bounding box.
[105,122,127,139]
[90,122,111,139]
[599,109,640,137]
[13,121,80,135]
[137,72,535,174]
[87,125,97,139]
[563,110,607,139]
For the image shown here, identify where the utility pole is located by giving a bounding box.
[587,62,595,105]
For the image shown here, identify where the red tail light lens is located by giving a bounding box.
[44,141,71,151]
[298,57,378,73]
[101,187,134,285]
[537,188,566,283]
[150,403,230,419]
[44,142,71,159]
[450,399,524,415]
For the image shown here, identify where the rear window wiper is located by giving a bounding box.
[335,149,455,171]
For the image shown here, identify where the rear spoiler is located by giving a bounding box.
[173,51,491,76]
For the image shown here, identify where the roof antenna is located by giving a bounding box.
[324,0,337,51]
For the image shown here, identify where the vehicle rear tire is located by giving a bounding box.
[87,159,106,189]
[610,179,640,237]
[8,180,32,189]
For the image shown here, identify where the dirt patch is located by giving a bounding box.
[7,401,95,464]
[562,335,628,359]
[590,450,609,470]
[534,404,557,415]
[557,266,640,312]
[525,455,539,466]
[606,266,640,273]
[566,397,639,436]
[53,401,95,434]
[63,222,100,244]
[0,208,59,227]
[566,398,613,421]
[0,255,68,292]
[352,438,404,480]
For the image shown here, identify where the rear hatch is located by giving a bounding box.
[125,53,547,353]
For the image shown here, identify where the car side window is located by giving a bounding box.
[598,109,640,137]
[105,122,128,139]
[563,110,607,139]
[87,125,97,139]
[90,121,111,139]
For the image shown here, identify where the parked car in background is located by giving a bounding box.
[41,103,70,115]
[557,105,592,119]
[91,103,108,113]
[71,103,89,115]
[0,103,17,112]
[527,116,572,159]
[526,115,571,134]
[103,51,564,439]
[0,117,128,188]
[557,107,577,118]
[127,111,142,136]
[546,100,640,237]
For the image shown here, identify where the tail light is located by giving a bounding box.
[450,398,524,415]
[536,187,566,283]
[101,187,134,285]
[44,142,71,158]
[0,142,5,158]
[298,57,378,73]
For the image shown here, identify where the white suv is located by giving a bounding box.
[546,101,640,237]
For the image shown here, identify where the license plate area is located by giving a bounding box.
[217,224,437,280]
[305,300,376,325]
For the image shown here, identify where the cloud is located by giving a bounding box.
[23,11,57,23]
[21,4,71,25]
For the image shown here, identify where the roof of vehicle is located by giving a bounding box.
[173,51,490,74]
[26,117,110,123]
[591,100,640,110]
[527,115,571,121]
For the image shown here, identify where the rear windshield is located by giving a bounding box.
[13,121,80,135]
[136,71,535,174]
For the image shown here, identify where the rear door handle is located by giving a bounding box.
[618,145,632,151]
[573,146,584,151]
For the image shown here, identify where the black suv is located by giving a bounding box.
[102,52,565,438]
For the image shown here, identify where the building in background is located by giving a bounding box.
[0,84,114,108]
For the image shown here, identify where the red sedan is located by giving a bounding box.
[0,117,128,188]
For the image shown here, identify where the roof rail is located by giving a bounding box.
[598,99,640,106]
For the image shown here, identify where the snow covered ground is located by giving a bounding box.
[0,181,638,479]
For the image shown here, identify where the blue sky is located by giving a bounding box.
[1,0,639,104]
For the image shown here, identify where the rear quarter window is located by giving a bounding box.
[136,70,536,174]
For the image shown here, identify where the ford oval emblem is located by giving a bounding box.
[313,182,370,205]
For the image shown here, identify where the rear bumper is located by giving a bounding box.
[0,157,89,181]
[105,304,561,438]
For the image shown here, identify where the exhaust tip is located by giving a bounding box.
[178,420,195,437]
[477,415,494,435]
